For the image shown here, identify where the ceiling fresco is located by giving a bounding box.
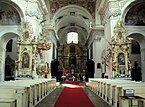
[49,0,96,17]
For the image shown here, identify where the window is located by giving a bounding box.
[67,32,78,44]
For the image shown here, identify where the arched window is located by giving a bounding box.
[67,32,78,44]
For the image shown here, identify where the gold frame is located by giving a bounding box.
[15,21,37,78]
[111,20,131,78]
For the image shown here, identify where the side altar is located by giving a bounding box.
[111,20,131,78]
[15,21,37,78]
[15,22,51,79]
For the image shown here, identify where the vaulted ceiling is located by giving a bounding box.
[44,0,97,45]
[49,0,96,17]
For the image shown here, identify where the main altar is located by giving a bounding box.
[58,42,87,81]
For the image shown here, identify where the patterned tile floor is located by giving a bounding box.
[35,82,112,107]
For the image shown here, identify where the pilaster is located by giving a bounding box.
[0,47,6,81]
[140,48,145,81]
[89,28,105,78]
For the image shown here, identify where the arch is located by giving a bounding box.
[121,0,136,21]
[0,0,25,23]
[121,0,145,24]
[126,32,145,49]
[127,32,145,81]
[0,31,19,45]
[53,5,92,45]
[0,32,18,81]
[52,5,93,23]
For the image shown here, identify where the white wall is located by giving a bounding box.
[93,38,105,78]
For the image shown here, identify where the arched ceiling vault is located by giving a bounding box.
[44,0,96,45]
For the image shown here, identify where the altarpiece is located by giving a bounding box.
[111,20,131,78]
[15,22,51,79]
[15,21,37,78]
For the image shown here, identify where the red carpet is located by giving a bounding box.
[54,81,95,107]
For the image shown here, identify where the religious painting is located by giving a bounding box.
[118,53,125,65]
[125,2,145,26]
[0,2,21,25]
[21,52,30,68]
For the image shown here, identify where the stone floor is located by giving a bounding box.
[35,82,112,107]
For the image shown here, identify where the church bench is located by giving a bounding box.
[88,78,110,96]
[105,80,135,104]
[0,98,16,107]
[119,96,145,107]
[0,79,56,107]
[0,85,28,107]
[96,80,145,106]
[88,78,145,107]
[13,79,56,105]
[112,84,145,107]
[107,82,143,106]
[89,79,133,99]
[0,81,37,107]
[11,79,56,102]
[118,86,145,107]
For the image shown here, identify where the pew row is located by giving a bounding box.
[0,79,57,107]
[0,98,16,107]
[88,78,145,107]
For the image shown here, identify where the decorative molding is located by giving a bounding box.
[87,27,104,47]
[18,21,35,44]
[119,0,129,8]
[108,9,121,18]
[25,10,41,19]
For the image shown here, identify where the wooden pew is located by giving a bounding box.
[118,86,145,107]
[0,79,56,107]
[88,78,145,107]
[0,85,28,107]
[0,98,16,107]
[105,80,135,104]
[112,83,145,107]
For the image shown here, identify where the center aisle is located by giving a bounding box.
[54,81,95,107]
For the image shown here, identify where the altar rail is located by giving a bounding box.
[0,79,57,107]
[88,78,145,107]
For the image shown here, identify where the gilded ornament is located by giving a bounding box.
[111,20,131,78]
